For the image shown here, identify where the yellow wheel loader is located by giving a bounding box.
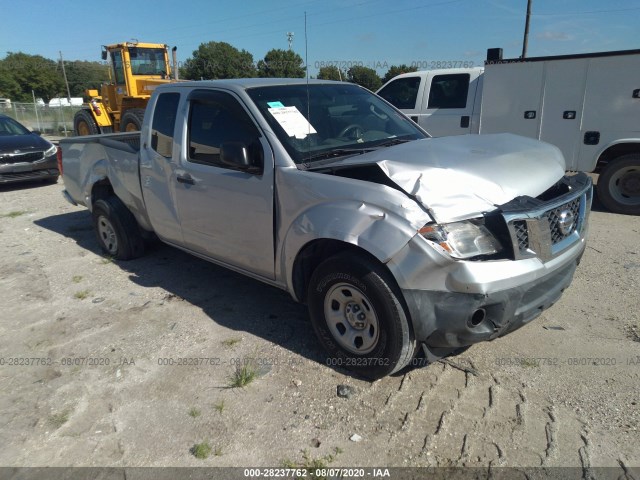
[74,41,177,136]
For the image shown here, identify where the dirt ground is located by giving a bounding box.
[0,174,638,476]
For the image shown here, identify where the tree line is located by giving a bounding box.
[0,41,417,102]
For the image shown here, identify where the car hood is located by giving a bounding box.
[0,134,53,154]
[335,133,566,223]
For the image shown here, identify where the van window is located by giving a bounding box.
[377,77,421,110]
[427,74,470,109]
[151,92,180,157]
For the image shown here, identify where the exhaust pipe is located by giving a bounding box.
[172,47,179,81]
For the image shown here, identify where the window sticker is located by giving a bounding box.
[267,101,285,108]
[268,106,317,139]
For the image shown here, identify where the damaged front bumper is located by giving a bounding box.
[387,173,592,354]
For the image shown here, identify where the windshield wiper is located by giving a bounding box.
[374,137,414,147]
[300,147,376,168]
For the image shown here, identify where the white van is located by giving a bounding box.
[377,48,640,215]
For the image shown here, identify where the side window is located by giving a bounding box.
[111,51,126,85]
[188,91,261,169]
[427,74,470,109]
[151,92,180,158]
[377,77,421,110]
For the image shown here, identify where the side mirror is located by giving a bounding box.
[220,142,261,174]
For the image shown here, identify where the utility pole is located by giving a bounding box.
[287,32,294,50]
[59,51,72,102]
[521,0,532,58]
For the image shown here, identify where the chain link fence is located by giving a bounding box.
[1,102,83,136]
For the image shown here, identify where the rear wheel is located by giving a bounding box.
[597,154,640,215]
[92,196,145,260]
[73,109,99,136]
[120,108,145,132]
[307,252,416,379]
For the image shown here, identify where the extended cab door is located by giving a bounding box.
[139,91,184,245]
[173,89,275,279]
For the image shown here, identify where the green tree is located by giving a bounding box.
[0,52,64,101]
[382,64,418,84]
[317,65,342,81]
[257,49,305,78]
[64,60,110,98]
[181,41,256,80]
[346,66,381,91]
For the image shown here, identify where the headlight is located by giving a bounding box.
[44,145,57,157]
[419,220,502,259]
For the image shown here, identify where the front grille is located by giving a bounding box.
[547,198,580,244]
[504,174,592,262]
[0,151,45,164]
[513,220,529,253]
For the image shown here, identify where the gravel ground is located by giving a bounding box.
[0,175,638,476]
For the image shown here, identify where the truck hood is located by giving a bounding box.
[335,133,566,223]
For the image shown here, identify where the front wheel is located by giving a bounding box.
[92,196,145,260]
[307,252,416,379]
[597,154,640,215]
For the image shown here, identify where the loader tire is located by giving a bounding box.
[120,109,145,132]
[74,109,99,136]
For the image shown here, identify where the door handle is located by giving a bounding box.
[176,174,195,185]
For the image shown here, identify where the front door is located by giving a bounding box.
[173,89,275,279]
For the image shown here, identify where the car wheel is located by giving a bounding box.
[43,175,59,184]
[74,109,99,136]
[307,252,416,379]
[597,154,640,215]
[120,109,145,132]
[92,196,145,260]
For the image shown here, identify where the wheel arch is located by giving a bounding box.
[291,238,406,307]
[280,201,421,303]
[594,140,640,173]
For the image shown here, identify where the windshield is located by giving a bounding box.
[0,116,31,135]
[128,47,167,76]
[246,83,427,165]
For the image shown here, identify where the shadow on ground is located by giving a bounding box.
[35,210,336,375]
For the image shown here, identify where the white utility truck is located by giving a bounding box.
[377,48,640,215]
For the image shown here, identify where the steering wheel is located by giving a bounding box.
[338,124,364,139]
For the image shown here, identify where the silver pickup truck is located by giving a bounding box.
[60,79,592,379]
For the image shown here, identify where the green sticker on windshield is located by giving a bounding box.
[267,101,285,108]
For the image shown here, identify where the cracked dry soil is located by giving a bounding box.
[0,177,638,475]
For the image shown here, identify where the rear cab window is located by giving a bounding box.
[150,92,180,158]
[427,73,470,109]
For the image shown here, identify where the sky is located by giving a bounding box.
[1,0,638,76]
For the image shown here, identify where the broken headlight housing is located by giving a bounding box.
[419,219,502,259]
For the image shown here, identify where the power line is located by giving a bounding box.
[532,6,640,16]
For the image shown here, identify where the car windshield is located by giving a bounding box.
[246,83,427,165]
[0,116,31,136]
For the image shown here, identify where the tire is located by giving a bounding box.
[120,108,145,132]
[92,196,145,260]
[74,109,99,136]
[43,175,59,184]
[597,154,640,215]
[307,252,416,379]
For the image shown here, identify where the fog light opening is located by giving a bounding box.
[469,308,486,328]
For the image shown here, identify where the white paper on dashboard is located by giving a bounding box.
[268,106,317,139]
